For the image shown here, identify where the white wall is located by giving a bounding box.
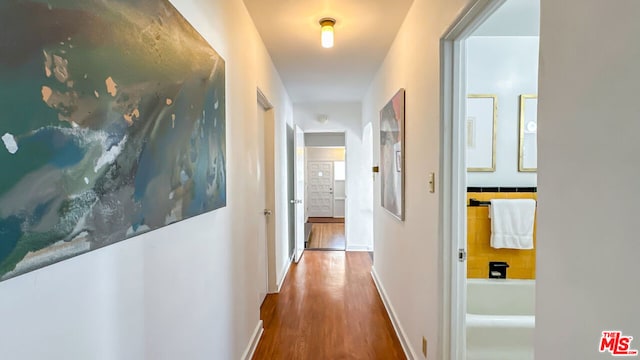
[306,147,345,162]
[536,1,640,358]
[294,102,373,251]
[0,0,293,359]
[362,0,471,358]
[305,132,345,147]
[466,36,539,187]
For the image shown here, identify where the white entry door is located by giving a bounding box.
[307,161,334,217]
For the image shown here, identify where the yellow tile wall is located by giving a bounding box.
[466,192,537,279]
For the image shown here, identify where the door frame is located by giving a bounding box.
[256,97,268,305]
[293,126,305,263]
[440,1,506,359]
[286,125,296,262]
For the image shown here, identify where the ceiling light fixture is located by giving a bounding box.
[317,114,329,124]
[319,18,336,48]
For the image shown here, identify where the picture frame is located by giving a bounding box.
[519,94,538,172]
[466,94,497,172]
[380,89,405,221]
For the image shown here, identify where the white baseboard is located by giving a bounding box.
[241,320,264,360]
[371,267,418,360]
[276,254,294,293]
[346,244,373,252]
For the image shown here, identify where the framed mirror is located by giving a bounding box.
[519,94,538,172]
[466,94,497,172]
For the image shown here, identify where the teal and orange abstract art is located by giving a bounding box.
[0,0,226,280]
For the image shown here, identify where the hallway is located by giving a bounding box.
[253,251,405,359]
[307,223,346,250]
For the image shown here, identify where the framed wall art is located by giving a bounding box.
[466,94,497,172]
[380,89,405,220]
[0,0,226,281]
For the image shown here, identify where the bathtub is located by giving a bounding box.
[466,279,535,360]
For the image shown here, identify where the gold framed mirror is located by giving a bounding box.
[519,94,538,172]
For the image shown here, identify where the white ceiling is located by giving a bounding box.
[243,0,414,103]
[294,102,362,134]
[473,0,540,37]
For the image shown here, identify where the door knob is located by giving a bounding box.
[264,209,272,216]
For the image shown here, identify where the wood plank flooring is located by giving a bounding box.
[308,217,345,223]
[253,251,406,360]
[307,223,345,250]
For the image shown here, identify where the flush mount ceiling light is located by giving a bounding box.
[319,18,336,48]
[317,114,329,124]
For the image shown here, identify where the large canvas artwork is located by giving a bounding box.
[0,0,226,281]
[379,89,405,221]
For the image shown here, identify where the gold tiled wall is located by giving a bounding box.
[467,192,537,279]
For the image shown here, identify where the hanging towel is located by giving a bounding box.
[489,199,536,249]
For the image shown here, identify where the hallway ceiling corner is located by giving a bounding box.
[243,0,414,103]
[472,0,540,37]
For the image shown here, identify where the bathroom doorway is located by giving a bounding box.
[441,0,539,359]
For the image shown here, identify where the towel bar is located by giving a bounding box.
[468,198,537,207]
[468,198,491,206]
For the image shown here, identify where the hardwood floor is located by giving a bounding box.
[307,223,345,250]
[308,217,345,223]
[253,251,406,360]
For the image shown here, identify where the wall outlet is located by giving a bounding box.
[422,336,428,358]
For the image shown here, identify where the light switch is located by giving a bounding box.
[428,172,435,193]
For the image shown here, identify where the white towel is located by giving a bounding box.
[489,199,536,249]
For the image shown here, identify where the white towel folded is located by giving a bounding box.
[489,199,536,249]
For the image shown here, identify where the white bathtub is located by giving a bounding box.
[466,279,535,360]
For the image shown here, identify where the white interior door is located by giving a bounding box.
[294,126,305,263]
[256,102,268,305]
[257,89,276,298]
[307,161,334,217]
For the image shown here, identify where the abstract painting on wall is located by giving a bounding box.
[379,89,405,221]
[0,0,226,281]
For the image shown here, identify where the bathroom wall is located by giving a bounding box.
[465,36,538,280]
[466,36,539,187]
[467,191,537,279]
